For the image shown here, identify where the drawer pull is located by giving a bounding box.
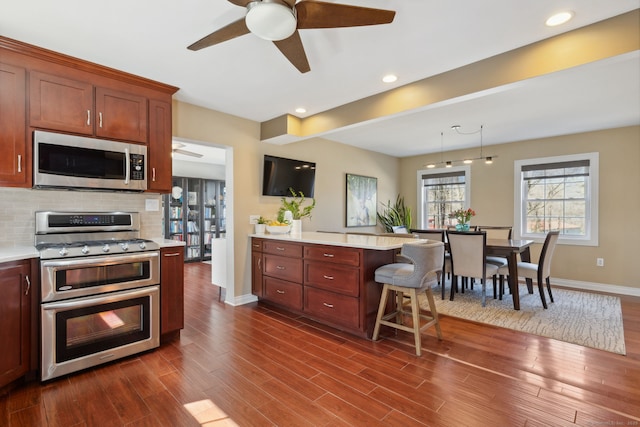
[276,265,286,270]
[253,243,260,248]
[276,247,285,251]
[323,302,334,309]
[276,289,285,294]
[323,275,334,280]
[323,253,335,258]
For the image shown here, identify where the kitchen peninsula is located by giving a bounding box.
[251,232,423,338]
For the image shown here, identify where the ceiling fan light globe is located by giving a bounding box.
[246,0,297,41]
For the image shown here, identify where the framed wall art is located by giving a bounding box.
[345,173,377,227]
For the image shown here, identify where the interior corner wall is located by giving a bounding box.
[399,125,640,289]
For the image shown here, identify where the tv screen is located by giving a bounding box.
[262,155,316,197]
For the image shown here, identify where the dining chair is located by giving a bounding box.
[447,231,499,306]
[410,229,449,299]
[498,231,560,309]
[372,241,444,356]
[478,226,513,270]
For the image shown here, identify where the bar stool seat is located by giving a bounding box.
[372,241,444,356]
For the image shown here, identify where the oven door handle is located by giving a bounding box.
[41,285,159,311]
[41,251,159,270]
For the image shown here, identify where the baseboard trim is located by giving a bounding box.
[226,293,258,306]
[551,277,640,297]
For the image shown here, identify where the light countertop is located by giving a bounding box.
[150,238,186,248]
[0,246,40,263]
[249,231,425,250]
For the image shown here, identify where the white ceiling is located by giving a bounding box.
[1,0,638,160]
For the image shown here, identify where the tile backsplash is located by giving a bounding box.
[0,188,164,247]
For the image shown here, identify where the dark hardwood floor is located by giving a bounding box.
[2,262,639,426]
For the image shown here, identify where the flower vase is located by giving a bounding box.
[290,219,302,234]
[455,223,470,232]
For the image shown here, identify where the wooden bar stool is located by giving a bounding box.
[372,241,444,356]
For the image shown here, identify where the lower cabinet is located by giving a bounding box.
[160,246,185,338]
[0,259,36,389]
[252,238,394,338]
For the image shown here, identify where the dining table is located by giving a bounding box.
[485,238,534,310]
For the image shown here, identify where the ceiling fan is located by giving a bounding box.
[187,0,396,73]
[172,142,203,158]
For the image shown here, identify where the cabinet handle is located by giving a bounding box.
[276,265,285,270]
[99,112,103,128]
[163,253,180,257]
[276,289,285,294]
[24,275,31,296]
[323,253,334,258]
[17,155,22,173]
[253,243,260,248]
[257,258,261,270]
[152,167,157,182]
[276,247,285,251]
[323,275,334,280]
[87,109,91,125]
[323,302,334,309]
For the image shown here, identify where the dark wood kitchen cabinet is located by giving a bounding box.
[251,237,394,338]
[0,35,178,191]
[0,259,35,389]
[0,61,28,187]
[147,99,173,192]
[160,246,185,340]
[29,70,148,143]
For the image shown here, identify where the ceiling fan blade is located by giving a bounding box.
[296,1,396,29]
[227,0,253,6]
[187,18,250,51]
[173,149,203,158]
[273,31,310,73]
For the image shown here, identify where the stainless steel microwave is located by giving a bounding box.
[33,130,147,192]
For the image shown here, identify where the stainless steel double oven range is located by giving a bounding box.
[36,211,160,381]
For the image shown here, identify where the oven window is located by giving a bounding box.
[56,296,150,363]
[56,261,150,291]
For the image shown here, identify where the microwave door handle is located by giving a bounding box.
[124,148,130,185]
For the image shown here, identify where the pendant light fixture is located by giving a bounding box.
[423,124,497,168]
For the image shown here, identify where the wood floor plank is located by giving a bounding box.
[2,262,639,426]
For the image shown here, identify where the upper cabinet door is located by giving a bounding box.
[147,99,172,192]
[95,87,147,143]
[0,62,28,186]
[29,70,94,135]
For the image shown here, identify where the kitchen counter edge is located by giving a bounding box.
[249,231,426,250]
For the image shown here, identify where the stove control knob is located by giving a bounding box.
[81,245,90,255]
[120,242,129,251]
[102,244,110,253]
[138,241,147,250]
[59,247,68,257]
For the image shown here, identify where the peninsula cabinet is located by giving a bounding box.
[0,259,37,389]
[0,61,28,186]
[0,35,178,190]
[252,236,396,338]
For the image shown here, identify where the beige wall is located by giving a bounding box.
[399,125,640,289]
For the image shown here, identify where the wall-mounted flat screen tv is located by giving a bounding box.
[262,155,316,197]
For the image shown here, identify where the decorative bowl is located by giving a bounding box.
[266,224,292,234]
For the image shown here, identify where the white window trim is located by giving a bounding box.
[416,165,471,229]
[513,152,599,246]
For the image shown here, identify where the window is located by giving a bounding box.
[417,166,470,229]
[514,153,599,246]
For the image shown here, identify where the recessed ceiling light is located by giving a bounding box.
[295,107,307,114]
[382,74,397,83]
[546,11,574,27]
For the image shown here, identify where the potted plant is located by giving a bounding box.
[277,188,316,234]
[254,216,268,234]
[377,195,412,233]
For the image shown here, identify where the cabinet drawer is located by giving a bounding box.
[304,287,359,330]
[304,261,359,297]
[263,240,303,258]
[251,238,264,252]
[263,254,303,283]
[304,245,360,267]
[264,277,302,311]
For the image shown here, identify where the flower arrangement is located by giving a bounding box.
[449,208,476,225]
[277,188,316,222]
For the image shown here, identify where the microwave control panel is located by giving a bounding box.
[130,154,145,181]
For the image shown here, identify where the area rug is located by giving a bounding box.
[421,282,626,355]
